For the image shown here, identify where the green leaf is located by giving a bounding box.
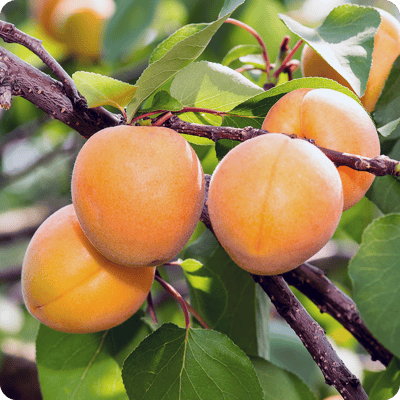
[349,214,400,359]
[126,0,246,120]
[185,230,260,356]
[36,312,151,400]
[141,91,183,112]
[368,357,400,400]
[181,259,228,329]
[250,356,317,400]
[222,44,262,66]
[215,138,240,161]
[366,176,400,214]
[122,323,264,400]
[280,5,380,96]
[72,72,137,112]
[377,117,400,138]
[170,60,263,129]
[150,23,208,64]
[223,77,361,129]
[103,0,159,62]
[373,55,400,128]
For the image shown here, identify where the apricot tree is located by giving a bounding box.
[1,1,400,399]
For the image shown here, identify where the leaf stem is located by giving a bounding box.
[146,291,158,325]
[225,18,271,80]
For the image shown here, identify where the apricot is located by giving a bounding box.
[72,125,205,267]
[324,396,343,400]
[30,0,115,57]
[22,205,155,334]
[207,133,343,276]
[262,88,380,210]
[301,8,400,112]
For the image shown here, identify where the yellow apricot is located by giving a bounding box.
[262,88,380,210]
[72,125,205,267]
[324,396,343,400]
[207,133,343,276]
[22,205,155,334]
[30,0,115,57]
[301,9,400,112]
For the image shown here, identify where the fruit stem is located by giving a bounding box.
[146,291,158,325]
[273,39,303,79]
[155,273,191,330]
[225,18,271,80]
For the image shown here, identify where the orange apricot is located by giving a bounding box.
[301,8,400,112]
[72,125,205,268]
[207,133,343,276]
[22,205,155,334]
[262,88,380,210]
[324,396,343,400]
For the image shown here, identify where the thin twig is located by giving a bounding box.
[146,291,158,325]
[225,18,271,80]
[273,39,303,78]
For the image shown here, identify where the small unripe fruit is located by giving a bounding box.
[72,126,205,267]
[262,88,380,210]
[208,133,343,276]
[301,9,400,112]
[22,205,155,334]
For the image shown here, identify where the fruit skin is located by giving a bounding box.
[262,88,380,211]
[324,396,343,400]
[22,205,155,334]
[30,0,115,57]
[301,9,400,112]
[207,133,343,276]
[72,125,205,267]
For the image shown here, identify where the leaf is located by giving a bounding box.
[126,0,246,120]
[181,259,228,329]
[150,23,208,64]
[373,55,400,128]
[122,323,264,400]
[377,117,400,138]
[72,72,137,112]
[184,230,260,356]
[103,0,159,62]
[250,356,317,400]
[368,357,400,400]
[223,77,362,129]
[140,91,183,113]
[349,214,400,359]
[215,138,241,161]
[280,5,381,96]
[222,44,262,66]
[36,312,151,400]
[366,176,400,214]
[170,60,263,130]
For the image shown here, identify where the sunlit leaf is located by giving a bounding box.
[72,72,137,112]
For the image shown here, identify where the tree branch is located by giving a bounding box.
[0,45,121,137]
[163,115,400,177]
[252,274,368,400]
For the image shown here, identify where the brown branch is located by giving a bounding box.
[0,20,82,108]
[0,44,121,139]
[283,263,393,367]
[163,115,400,177]
[252,274,368,400]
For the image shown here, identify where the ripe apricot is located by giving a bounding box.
[301,8,400,112]
[207,133,343,276]
[262,88,380,210]
[72,125,205,268]
[30,0,115,57]
[22,205,155,334]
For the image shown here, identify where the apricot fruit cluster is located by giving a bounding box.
[208,88,379,275]
[22,126,205,333]
[301,8,400,112]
